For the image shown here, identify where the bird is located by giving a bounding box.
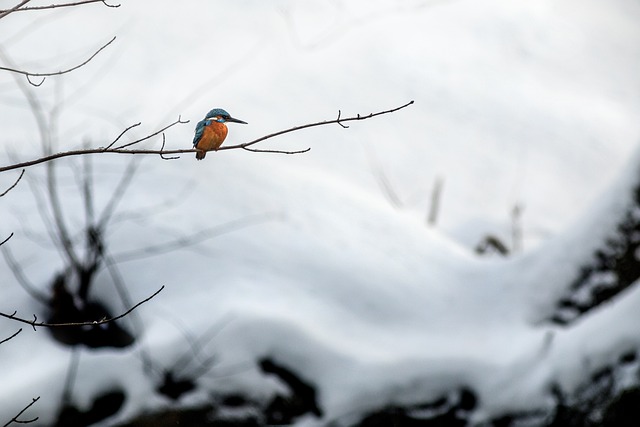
[192,108,247,160]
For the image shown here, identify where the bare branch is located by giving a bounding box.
[0,147,194,173]
[365,146,403,208]
[336,110,349,128]
[0,328,22,346]
[113,115,190,150]
[159,134,180,160]
[2,396,40,427]
[1,244,50,304]
[0,0,118,17]
[108,179,195,225]
[20,167,69,262]
[80,144,95,233]
[223,100,414,152]
[60,350,80,407]
[0,0,31,20]
[0,101,414,173]
[102,251,154,370]
[111,213,278,263]
[0,286,164,330]
[173,317,233,377]
[104,122,142,150]
[24,75,44,87]
[242,147,311,154]
[0,37,117,86]
[97,158,142,229]
[373,165,403,208]
[0,117,188,173]
[0,169,25,197]
[0,233,13,247]
[46,161,82,272]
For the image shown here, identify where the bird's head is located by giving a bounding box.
[204,108,247,124]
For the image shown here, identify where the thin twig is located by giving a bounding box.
[174,316,233,377]
[336,110,349,128]
[0,37,117,86]
[0,169,25,196]
[3,48,83,271]
[114,115,189,149]
[1,244,50,304]
[0,233,13,247]
[0,328,21,346]
[97,158,142,229]
[0,286,164,331]
[2,396,40,427]
[46,146,82,272]
[242,147,311,154]
[103,122,142,150]
[365,146,403,208]
[81,144,95,241]
[61,349,80,406]
[108,179,195,226]
[0,0,118,15]
[0,0,30,20]
[159,134,180,160]
[111,213,278,263]
[103,251,155,372]
[21,166,67,264]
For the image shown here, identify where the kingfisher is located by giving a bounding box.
[192,108,247,160]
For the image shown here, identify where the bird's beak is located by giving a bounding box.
[226,116,247,124]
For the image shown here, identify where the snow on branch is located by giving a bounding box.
[547,172,640,324]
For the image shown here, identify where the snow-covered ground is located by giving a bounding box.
[1,0,640,425]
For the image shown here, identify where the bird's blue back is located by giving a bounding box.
[192,119,210,146]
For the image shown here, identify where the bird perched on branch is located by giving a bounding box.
[192,108,247,160]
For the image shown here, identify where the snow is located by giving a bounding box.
[1,0,640,425]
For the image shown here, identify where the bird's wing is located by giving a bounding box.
[192,119,208,146]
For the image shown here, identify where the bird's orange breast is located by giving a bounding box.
[197,122,228,151]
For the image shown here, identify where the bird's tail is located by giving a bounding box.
[195,150,206,160]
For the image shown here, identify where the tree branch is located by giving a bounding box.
[0,101,414,173]
[223,100,415,151]
[112,116,190,150]
[242,147,311,154]
[0,328,22,346]
[1,244,50,304]
[97,158,142,229]
[111,213,278,263]
[104,122,142,150]
[0,0,118,16]
[0,233,13,247]
[0,169,25,197]
[0,0,31,20]
[0,286,164,331]
[2,396,40,427]
[0,37,117,86]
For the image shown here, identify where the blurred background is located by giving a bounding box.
[1,0,640,425]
